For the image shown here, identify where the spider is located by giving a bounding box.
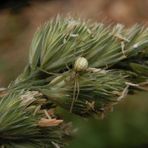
[70,56,88,112]
[69,57,108,112]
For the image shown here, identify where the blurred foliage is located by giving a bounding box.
[0,0,148,147]
[65,92,148,148]
[0,0,148,85]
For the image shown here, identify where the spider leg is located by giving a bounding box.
[75,76,80,101]
[37,67,59,76]
[65,63,71,71]
[70,75,77,112]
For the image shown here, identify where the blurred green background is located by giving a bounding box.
[0,0,148,147]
